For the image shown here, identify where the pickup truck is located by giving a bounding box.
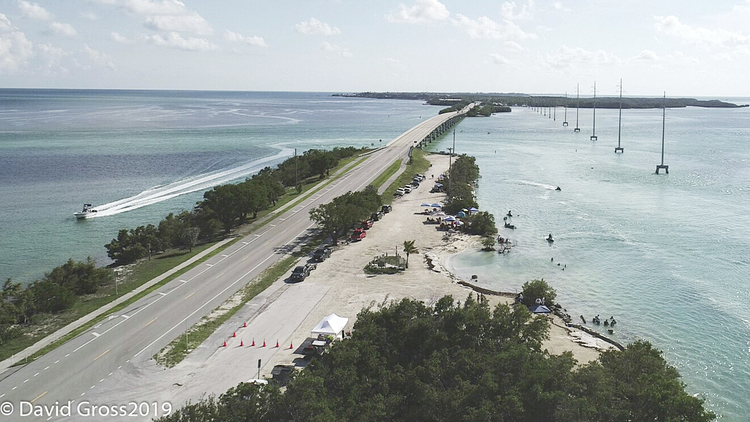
[350,228,366,241]
[290,263,316,281]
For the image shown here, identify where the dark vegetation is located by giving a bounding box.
[335,92,747,109]
[1,259,112,344]
[156,294,715,422]
[0,147,363,354]
[308,186,382,245]
[105,147,364,266]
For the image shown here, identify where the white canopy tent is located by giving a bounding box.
[311,313,349,340]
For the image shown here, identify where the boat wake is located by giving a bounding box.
[86,148,293,218]
[517,180,558,190]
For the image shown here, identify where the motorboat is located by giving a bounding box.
[74,204,98,219]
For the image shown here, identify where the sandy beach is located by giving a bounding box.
[84,153,611,415]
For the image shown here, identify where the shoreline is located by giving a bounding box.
[74,153,615,409]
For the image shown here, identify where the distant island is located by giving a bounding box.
[334,92,749,109]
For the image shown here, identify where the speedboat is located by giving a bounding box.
[74,204,98,219]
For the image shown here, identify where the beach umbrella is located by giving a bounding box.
[421,203,431,207]
[529,305,551,314]
[456,221,464,226]
[468,207,478,212]
[457,211,466,218]
[434,182,443,187]
[444,216,457,222]
[435,212,446,217]
[431,203,442,208]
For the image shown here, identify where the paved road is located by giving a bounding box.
[0,108,467,421]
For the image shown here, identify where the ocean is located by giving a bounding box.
[438,101,750,420]
[1,90,748,419]
[0,90,430,285]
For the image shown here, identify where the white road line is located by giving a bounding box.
[118,366,122,370]
[108,372,113,376]
[206,263,214,267]
[121,314,130,319]
[54,360,59,364]
[24,379,28,383]
[44,366,49,370]
[34,372,39,377]
[12,386,17,390]
[180,280,188,283]
[100,379,104,383]
[91,332,100,337]
[90,385,95,389]
[81,392,85,396]
[134,223,316,358]
[0,394,4,398]
[158,292,167,296]
[65,354,70,357]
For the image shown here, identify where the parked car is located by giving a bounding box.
[290,263,316,281]
[394,188,405,197]
[312,247,332,262]
[381,205,392,213]
[371,211,384,221]
[401,185,412,193]
[350,228,366,241]
[361,220,373,229]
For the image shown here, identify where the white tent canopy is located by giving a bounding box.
[311,313,349,339]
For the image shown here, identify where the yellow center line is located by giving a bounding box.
[185,292,195,300]
[31,391,47,403]
[93,349,110,362]
[145,318,157,326]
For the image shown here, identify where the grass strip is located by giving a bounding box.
[381,149,432,199]
[15,241,232,364]
[370,159,402,190]
[2,152,369,363]
[154,255,300,368]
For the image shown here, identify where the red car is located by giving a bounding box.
[350,228,366,241]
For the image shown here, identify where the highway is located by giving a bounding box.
[0,108,467,421]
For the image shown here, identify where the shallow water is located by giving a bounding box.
[439,103,750,420]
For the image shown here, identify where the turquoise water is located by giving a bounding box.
[0,90,431,285]
[439,103,750,420]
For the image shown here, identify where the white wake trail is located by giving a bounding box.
[88,148,293,218]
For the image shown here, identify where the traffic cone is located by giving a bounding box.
[243,322,247,328]
[233,332,236,338]
[222,341,227,347]
[251,338,255,346]
[275,340,279,348]
[262,339,266,347]
[240,339,244,347]
[289,341,294,350]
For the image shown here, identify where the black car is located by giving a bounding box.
[290,263,316,281]
[312,247,332,262]
[381,204,393,213]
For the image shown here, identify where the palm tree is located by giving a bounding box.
[403,240,418,268]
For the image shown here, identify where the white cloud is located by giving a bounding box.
[36,43,69,74]
[542,45,621,69]
[632,49,658,61]
[500,0,535,20]
[49,22,77,37]
[294,18,340,36]
[110,32,133,44]
[145,31,217,51]
[18,1,52,20]
[490,53,511,65]
[144,13,212,35]
[83,44,116,69]
[552,2,571,12]
[452,14,536,42]
[121,0,189,16]
[386,0,449,24]
[0,13,35,72]
[654,15,750,50]
[101,0,213,35]
[80,11,98,21]
[224,30,267,47]
[320,41,352,58]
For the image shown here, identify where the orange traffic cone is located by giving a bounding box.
[243,322,247,328]
[289,341,294,350]
[232,332,236,337]
[275,340,279,348]
[222,341,227,347]
[240,339,244,347]
[262,339,266,347]
[251,338,255,346]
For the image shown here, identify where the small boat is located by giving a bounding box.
[74,204,98,219]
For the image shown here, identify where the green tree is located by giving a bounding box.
[402,240,417,268]
[463,211,497,237]
[521,278,556,307]
[481,236,496,251]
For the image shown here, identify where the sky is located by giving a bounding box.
[1,0,749,97]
